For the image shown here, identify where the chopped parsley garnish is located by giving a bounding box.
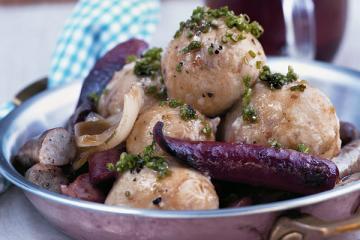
[242,106,258,123]
[145,85,167,101]
[131,47,167,99]
[134,48,162,78]
[102,89,109,96]
[107,142,170,178]
[223,30,245,43]
[259,65,298,90]
[248,50,257,58]
[182,41,202,54]
[290,83,307,92]
[88,92,100,105]
[160,99,197,121]
[180,104,198,121]
[126,55,137,64]
[174,6,263,39]
[201,122,212,137]
[176,62,183,72]
[296,143,311,154]
[256,61,263,69]
[268,139,282,149]
[241,75,258,123]
[208,45,215,55]
[167,99,184,108]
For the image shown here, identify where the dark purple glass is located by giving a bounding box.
[206,0,348,61]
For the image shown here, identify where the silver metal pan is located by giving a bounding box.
[0,57,360,240]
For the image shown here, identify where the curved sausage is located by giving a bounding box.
[154,121,339,195]
[25,163,68,193]
[13,128,76,173]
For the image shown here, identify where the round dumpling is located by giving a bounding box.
[223,81,341,159]
[105,166,219,210]
[98,48,165,117]
[126,103,218,155]
[98,63,161,117]
[162,7,266,116]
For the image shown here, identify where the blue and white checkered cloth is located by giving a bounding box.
[0,0,160,193]
[49,0,160,88]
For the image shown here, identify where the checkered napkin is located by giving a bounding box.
[49,0,160,88]
[0,0,160,193]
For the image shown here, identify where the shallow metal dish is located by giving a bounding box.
[0,58,360,240]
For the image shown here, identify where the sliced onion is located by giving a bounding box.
[85,112,106,122]
[74,112,122,147]
[72,85,144,170]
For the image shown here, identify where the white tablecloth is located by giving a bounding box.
[1,1,360,239]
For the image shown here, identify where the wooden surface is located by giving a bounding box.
[0,1,360,239]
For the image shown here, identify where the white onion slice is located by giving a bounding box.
[72,85,144,170]
[97,84,144,150]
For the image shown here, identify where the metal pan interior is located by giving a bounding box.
[0,57,360,219]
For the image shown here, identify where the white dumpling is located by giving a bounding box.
[105,166,219,210]
[223,82,341,159]
[126,104,218,155]
[162,9,266,116]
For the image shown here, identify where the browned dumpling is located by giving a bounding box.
[105,166,219,210]
[223,82,341,159]
[126,104,218,155]
[98,63,160,117]
[162,25,266,117]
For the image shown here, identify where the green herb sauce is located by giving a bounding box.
[126,55,137,64]
[290,83,307,92]
[182,41,202,54]
[88,92,100,105]
[241,75,258,123]
[107,142,170,178]
[134,48,162,78]
[201,122,212,138]
[296,143,311,153]
[174,6,263,39]
[268,139,282,149]
[180,104,198,121]
[259,65,298,90]
[160,99,198,121]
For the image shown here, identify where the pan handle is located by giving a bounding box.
[11,78,48,107]
[270,206,360,240]
[0,78,48,118]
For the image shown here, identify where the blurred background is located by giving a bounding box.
[0,0,359,103]
[0,1,359,239]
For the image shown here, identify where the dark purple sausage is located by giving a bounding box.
[61,174,106,203]
[77,38,148,107]
[154,122,339,195]
[88,146,124,185]
[340,121,360,146]
[67,39,148,131]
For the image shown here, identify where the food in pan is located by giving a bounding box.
[13,6,360,210]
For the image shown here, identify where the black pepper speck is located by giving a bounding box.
[152,197,162,205]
